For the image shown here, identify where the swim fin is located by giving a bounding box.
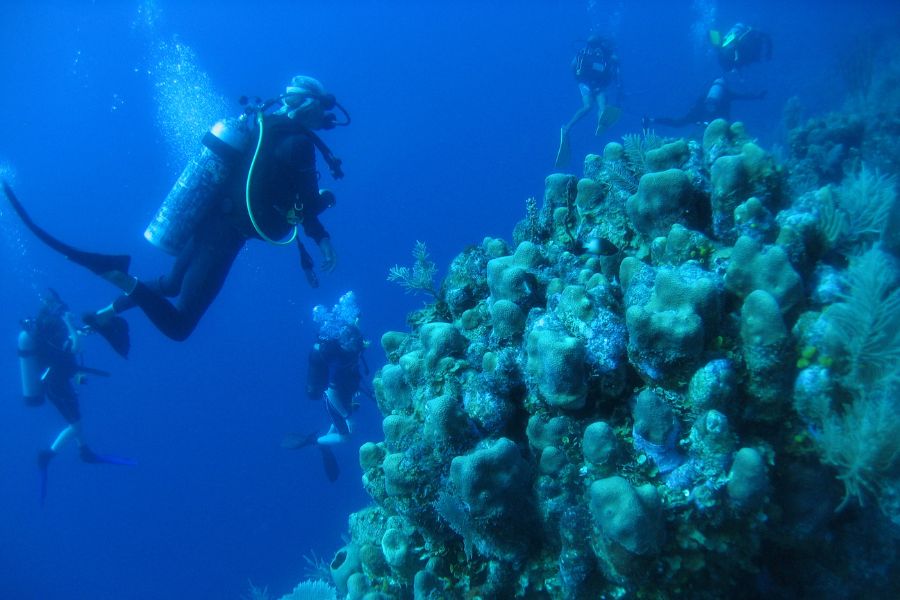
[37,449,55,507]
[79,445,137,466]
[83,312,131,358]
[318,445,340,482]
[281,431,319,450]
[2,181,131,279]
[282,432,339,481]
[555,127,571,169]
[596,105,622,136]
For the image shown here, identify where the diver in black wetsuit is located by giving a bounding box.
[96,115,337,344]
[88,75,346,349]
[710,22,773,72]
[18,289,134,505]
[3,75,349,355]
[306,292,367,446]
[282,292,369,481]
[644,77,766,130]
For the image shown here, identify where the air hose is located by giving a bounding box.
[245,111,298,246]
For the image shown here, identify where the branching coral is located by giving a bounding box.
[622,129,664,178]
[811,248,900,519]
[817,382,900,516]
[824,165,899,254]
[387,240,439,297]
[825,249,900,387]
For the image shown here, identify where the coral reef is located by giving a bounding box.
[276,56,900,598]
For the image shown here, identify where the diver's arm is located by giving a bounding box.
[301,215,328,243]
[317,237,337,273]
[300,189,337,273]
[62,312,85,354]
[300,214,337,273]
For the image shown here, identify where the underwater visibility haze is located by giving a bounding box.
[1,1,900,598]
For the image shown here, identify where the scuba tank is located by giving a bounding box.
[17,328,44,406]
[144,115,253,255]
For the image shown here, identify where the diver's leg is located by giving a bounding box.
[564,86,595,132]
[331,365,361,410]
[156,236,194,297]
[558,89,595,168]
[317,387,353,445]
[41,379,82,479]
[317,360,361,445]
[595,91,612,135]
[167,221,244,339]
[128,218,244,341]
[50,421,83,452]
[82,238,200,355]
[103,235,196,317]
[46,375,82,430]
[35,377,81,504]
[595,91,607,125]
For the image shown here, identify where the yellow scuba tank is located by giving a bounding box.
[18,329,44,405]
[144,115,254,255]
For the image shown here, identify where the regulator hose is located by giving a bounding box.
[245,111,298,246]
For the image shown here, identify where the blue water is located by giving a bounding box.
[0,1,896,598]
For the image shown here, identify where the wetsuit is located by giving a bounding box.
[573,45,619,96]
[114,114,331,340]
[22,313,81,423]
[307,325,364,435]
[651,80,764,129]
[717,28,773,71]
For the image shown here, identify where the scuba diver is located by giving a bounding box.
[282,291,369,482]
[556,34,623,169]
[644,76,766,130]
[709,22,773,72]
[18,289,135,505]
[3,75,350,356]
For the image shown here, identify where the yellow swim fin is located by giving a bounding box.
[555,127,571,169]
[709,29,722,47]
[596,105,622,136]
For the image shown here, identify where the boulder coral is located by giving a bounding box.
[525,324,588,410]
[710,142,779,240]
[304,114,900,599]
[626,168,703,238]
[589,475,664,556]
[623,261,722,382]
[725,235,804,313]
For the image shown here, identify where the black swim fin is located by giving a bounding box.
[82,312,131,358]
[2,181,131,277]
[318,445,340,482]
[37,449,55,507]
[80,445,137,466]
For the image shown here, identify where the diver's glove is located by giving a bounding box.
[318,237,337,273]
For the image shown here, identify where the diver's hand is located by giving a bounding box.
[63,312,85,353]
[318,237,337,273]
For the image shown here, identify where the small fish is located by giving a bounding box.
[583,237,619,256]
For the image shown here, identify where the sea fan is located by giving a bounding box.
[278,579,337,600]
[825,248,900,387]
